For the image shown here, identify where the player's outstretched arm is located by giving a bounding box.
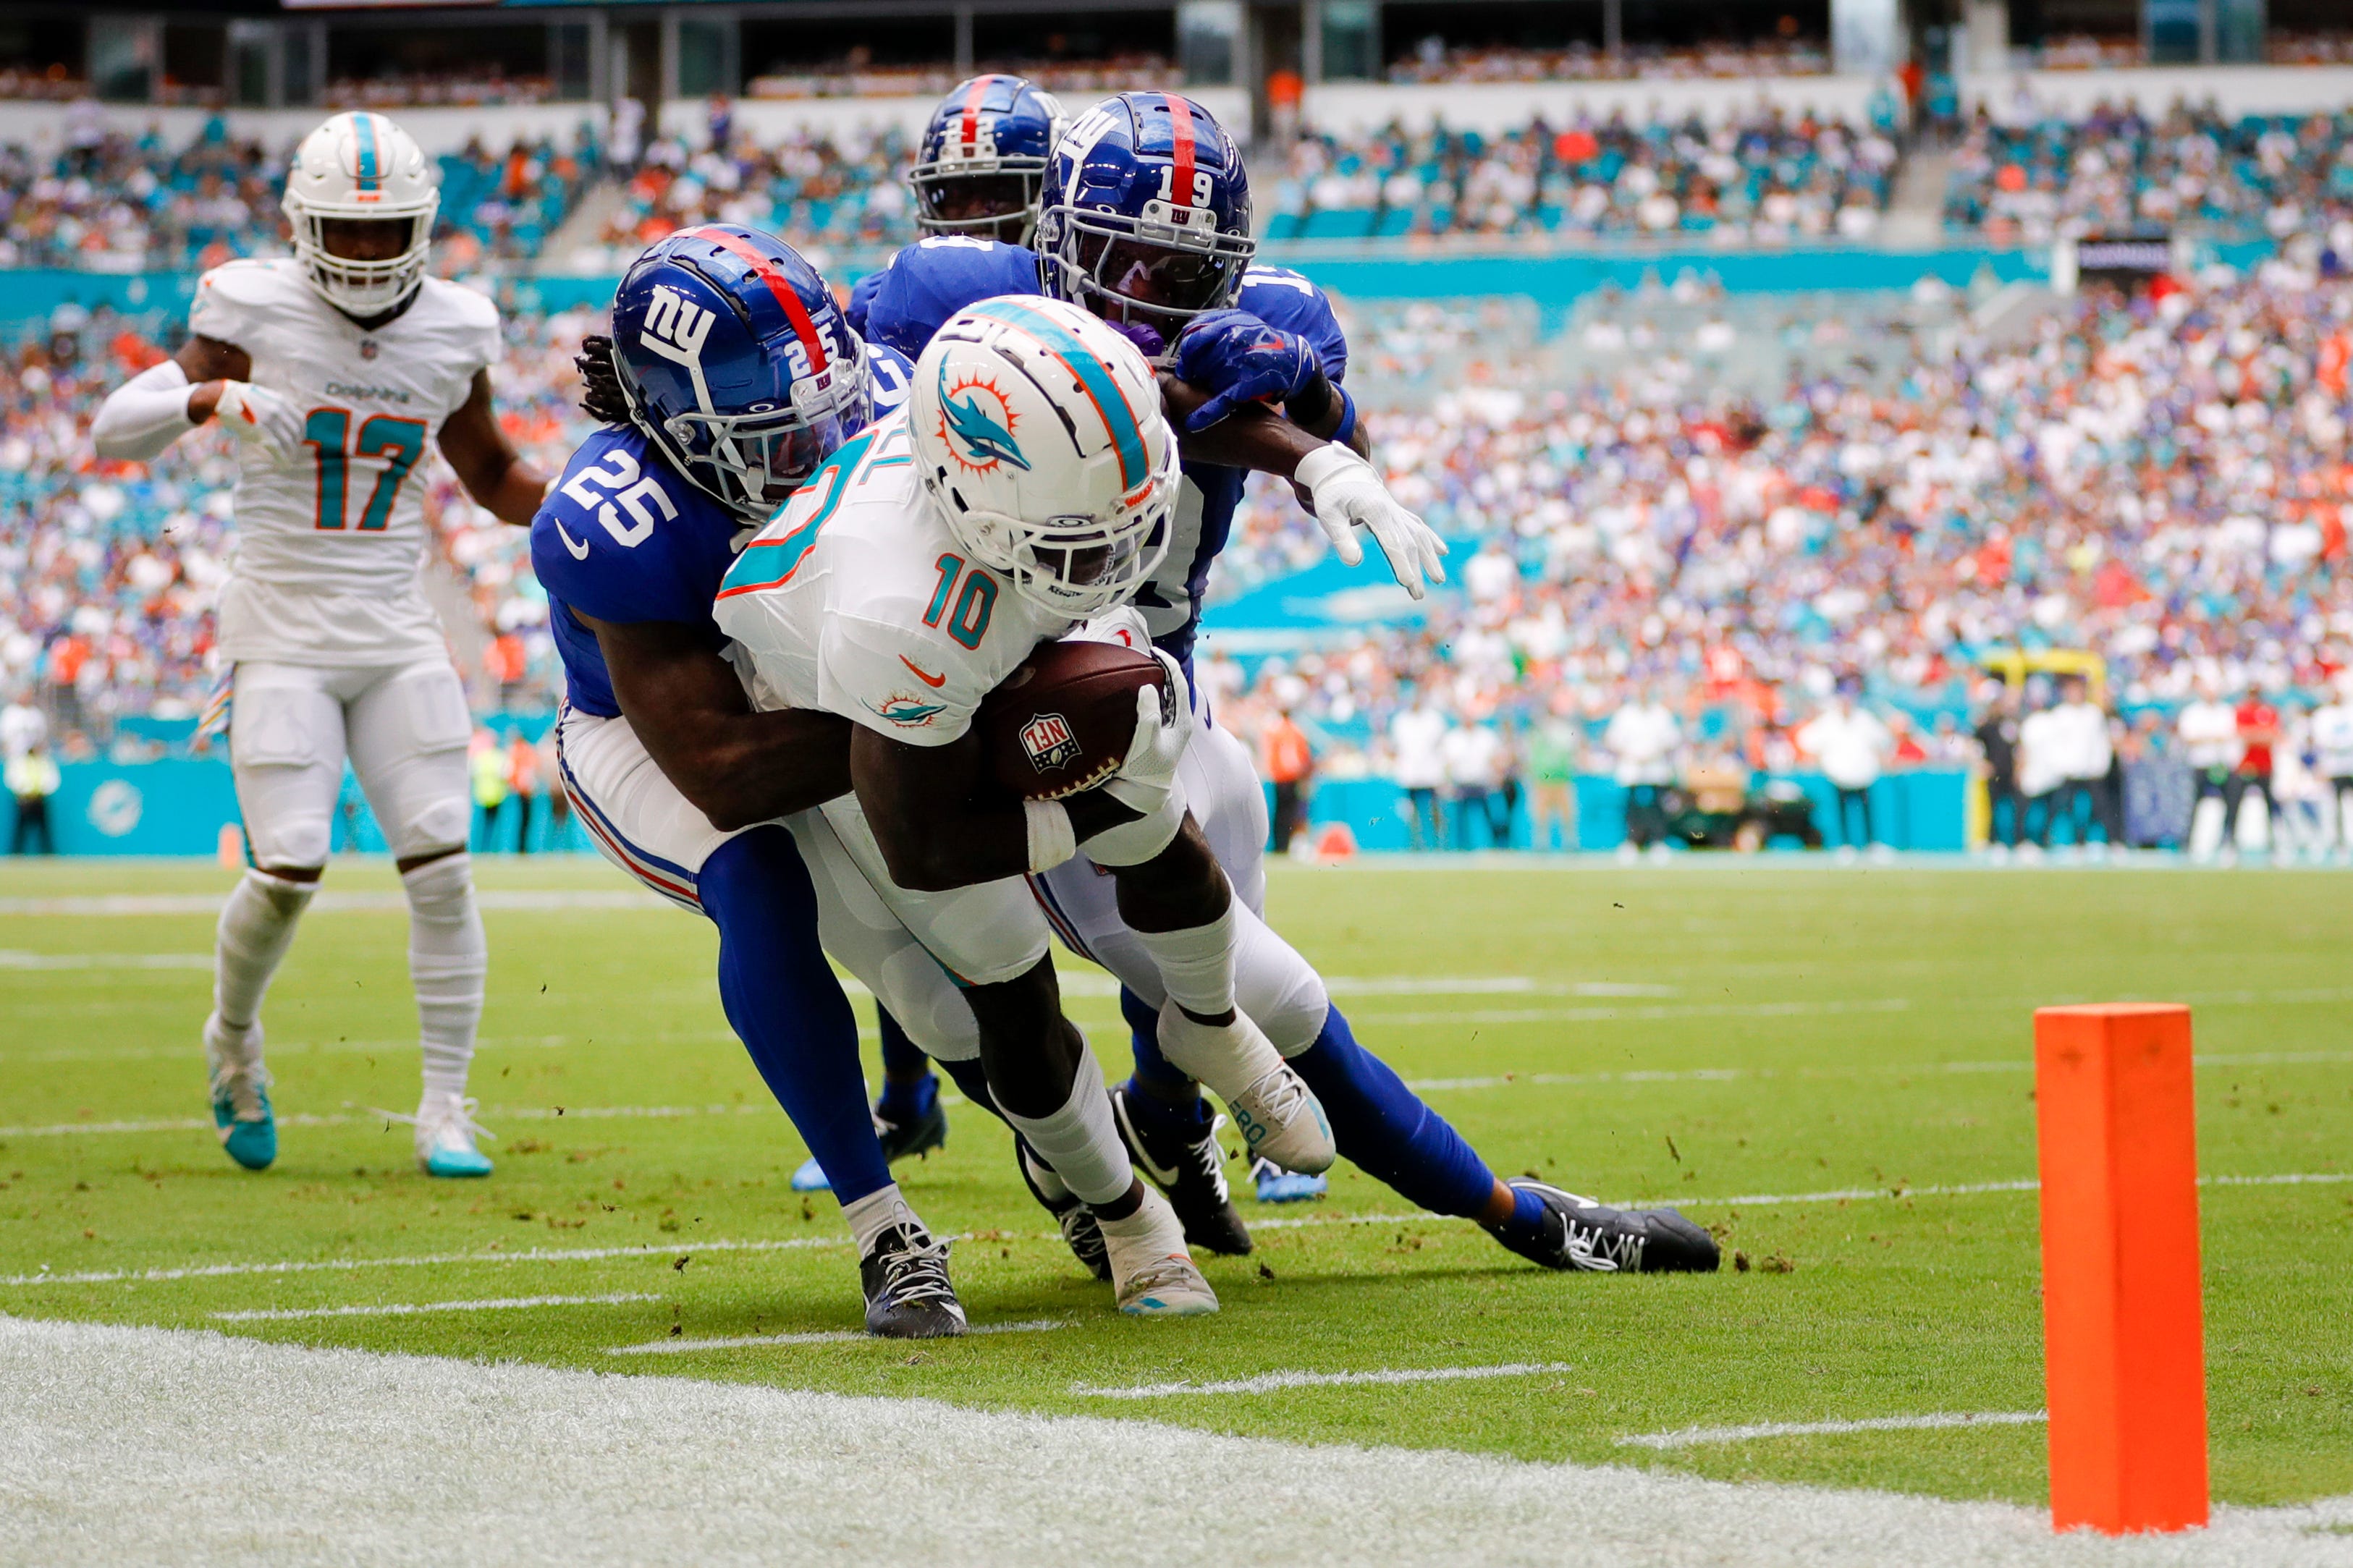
[585,614,858,830]
[439,370,550,527]
[849,724,1136,894]
[93,334,293,463]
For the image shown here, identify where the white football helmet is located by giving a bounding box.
[910,294,1177,620]
[281,111,440,316]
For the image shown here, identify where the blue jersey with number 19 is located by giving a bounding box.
[530,344,912,719]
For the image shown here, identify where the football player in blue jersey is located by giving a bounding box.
[530,225,978,1337]
[853,88,1720,1277]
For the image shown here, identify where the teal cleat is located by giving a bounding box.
[204,1013,276,1171]
[405,1091,495,1179]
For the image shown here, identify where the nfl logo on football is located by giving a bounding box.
[1021,711,1081,773]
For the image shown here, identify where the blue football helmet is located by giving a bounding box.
[1037,91,1256,346]
[909,74,1068,245]
[609,224,870,520]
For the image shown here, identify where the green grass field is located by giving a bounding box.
[2,856,2347,1509]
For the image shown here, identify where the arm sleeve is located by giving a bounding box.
[92,359,195,463]
[820,611,986,747]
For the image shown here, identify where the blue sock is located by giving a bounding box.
[1120,985,1213,1141]
[873,1009,937,1122]
[1494,1185,1551,1247]
[1288,1004,1497,1220]
[699,827,891,1205]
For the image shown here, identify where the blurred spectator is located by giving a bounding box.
[1796,682,1891,854]
[1261,706,1314,855]
[1525,695,1581,852]
[2016,685,2068,855]
[1974,685,2023,854]
[1605,684,1679,859]
[2312,673,2353,855]
[2177,681,2244,861]
[1442,713,1508,849]
[539,729,571,847]
[7,739,58,854]
[470,727,510,851]
[2234,688,2282,852]
[508,729,541,854]
[1389,690,1448,851]
[1,687,45,762]
[2119,713,2190,849]
[2273,705,2328,860]
[2050,674,2120,850]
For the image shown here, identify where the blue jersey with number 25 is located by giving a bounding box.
[529,344,912,719]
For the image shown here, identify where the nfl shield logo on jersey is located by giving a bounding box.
[1021,712,1080,774]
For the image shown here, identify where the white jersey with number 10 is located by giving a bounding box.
[189,257,503,667]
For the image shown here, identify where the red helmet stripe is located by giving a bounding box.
[1162,93,1198,207]
[960,76,991,152]
[684,226,829,374]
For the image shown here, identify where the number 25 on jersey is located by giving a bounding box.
[301,407,425,532]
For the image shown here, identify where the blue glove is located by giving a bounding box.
[1173,308,1322,432]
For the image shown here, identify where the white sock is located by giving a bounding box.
[1128,901,1238,1020]
[1022,1145,1073,1205]
[999,1046,1132,1208]
[213,868,316,1035]
[403,854,486,1101]
[841,1183,923,1253]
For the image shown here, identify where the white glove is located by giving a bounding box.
[1294,443,1448,601]
[211,381,303,462]
[1100,650,1194,819]
[1070,605,1152,652]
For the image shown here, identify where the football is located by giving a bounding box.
[978,638,1171,801]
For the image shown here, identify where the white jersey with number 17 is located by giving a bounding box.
[189,257,502,667]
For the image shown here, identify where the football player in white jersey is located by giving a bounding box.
[715,297,1336,1315]
[93,112,549,1177]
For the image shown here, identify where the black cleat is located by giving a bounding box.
[860,1222,968,1338]
[1487,1180,1720,1274]
[1112,1085,1253,1257]
[874,1092,950,1164]
[1017,1143,1110,1281]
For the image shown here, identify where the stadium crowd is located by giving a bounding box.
[1265,106,1903,242]
[1942,101,2353,245]
[0,115,596,272]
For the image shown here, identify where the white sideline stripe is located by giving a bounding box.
[0,949,214,970]
[1363,998,1917,1027]
[214,1292,660,1323]
[0,1236,848,1289]
[1076,1361,1578,1399]
[609,1318,1070,1355]
[0,1101,782,1138]
[12,1171,2349,1290]
[14,1318,2353,1568]
[1619,1411,2050,1450]
[1405,1048,2353,1095]
[0,890,670,917]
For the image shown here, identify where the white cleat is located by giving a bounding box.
[377,1090,497,1178]
[1098,1187,1218,1318]
[1156,1003,1335,1174]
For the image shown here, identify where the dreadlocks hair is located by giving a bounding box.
[576,334,633,427]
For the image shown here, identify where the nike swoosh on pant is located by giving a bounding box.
[900,655,947,688]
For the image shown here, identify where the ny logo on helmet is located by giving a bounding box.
[641,284,715,368]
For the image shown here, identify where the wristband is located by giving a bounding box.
[1024,798,1077,873]
[1330,386,1358,448]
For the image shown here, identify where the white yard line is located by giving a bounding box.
[11,1171,2346,1292]
[609,1318,1070,1355]
[0,1235,849,1290]
[0,950,213,970]
[1075,1362,1579,1399]
[1619,1411,2050,1450]
[0,890,672,917]
[214,1292,660,1323]
[12,1315,2349,1568]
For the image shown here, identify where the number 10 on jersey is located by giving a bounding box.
[302,407,426,531]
